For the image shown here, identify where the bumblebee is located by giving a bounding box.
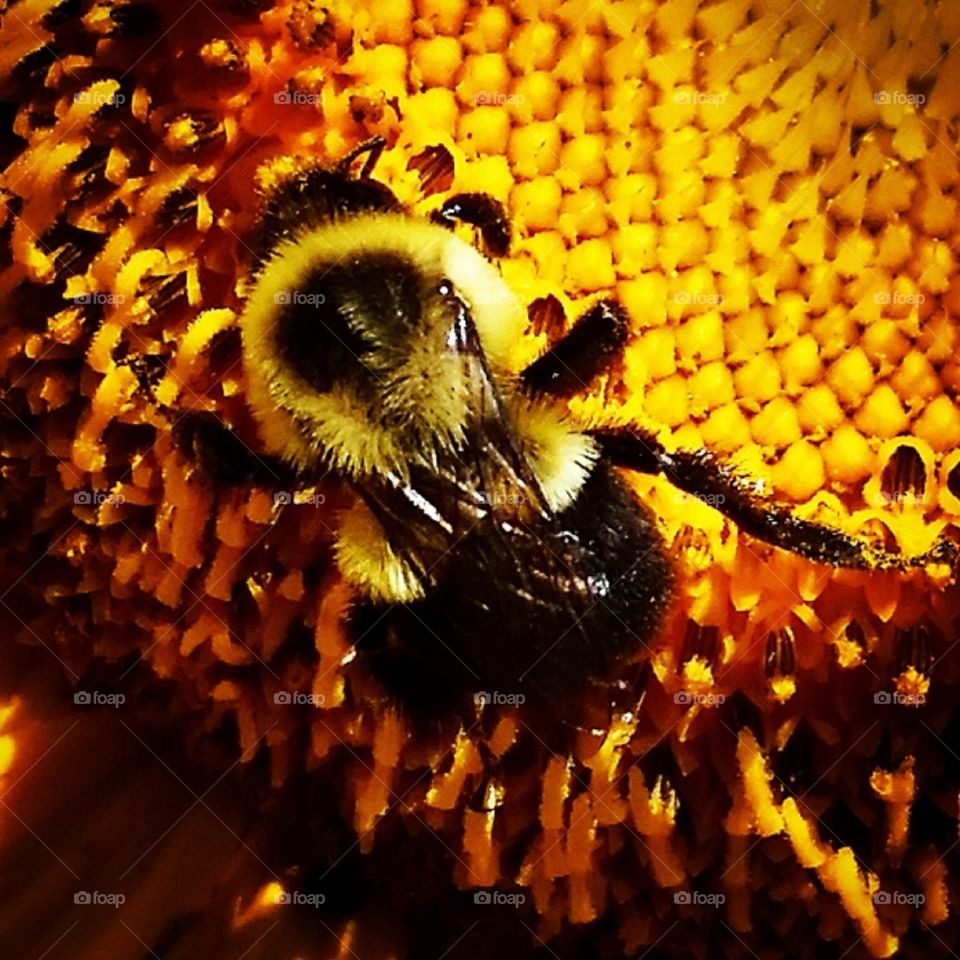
[179,137,955,717]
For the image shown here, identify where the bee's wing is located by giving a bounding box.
[445,296,553,525]
[357,311,552,585]
[357,411,551,586]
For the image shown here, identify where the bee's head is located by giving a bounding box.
[240,213,527,478]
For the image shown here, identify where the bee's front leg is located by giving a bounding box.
[173,412,296,488]
[430,193,511,258]
[520,299,630,399]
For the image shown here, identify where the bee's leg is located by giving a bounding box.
[589,426,957,573]
[521,300,630,399]
[173,412,295,489]
[351,602,472,720]
[430,193,511,258]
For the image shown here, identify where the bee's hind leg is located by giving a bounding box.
[589,426,957,574]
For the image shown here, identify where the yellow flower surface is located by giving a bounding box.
[1,0,960,957]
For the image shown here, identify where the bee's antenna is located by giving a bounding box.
[336,135,387,180]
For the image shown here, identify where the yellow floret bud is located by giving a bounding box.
[511,71,562,121]
[459,106,511,156]
[689,362,735,415]
[508,122,562,178]
[457,53,511,107]
[821,424,876,485]
[507,21,561,72]
[412,36,462,88]
[827,347,875,409]
[463,6,510,53]
[734,353,782,406]
[797,384,845,436]
[512,178,562,233]
[416,0,467,35]
[752,397,802,448]
[565,239,615,292]
[854,384,909,439]
[645,376,689,427]
[914,396,960,452]
[557,134,607,188]
[773,440,825,501]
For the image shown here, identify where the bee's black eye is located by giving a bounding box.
[274,253,422,392]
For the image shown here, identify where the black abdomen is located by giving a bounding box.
[355,464,672,714]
